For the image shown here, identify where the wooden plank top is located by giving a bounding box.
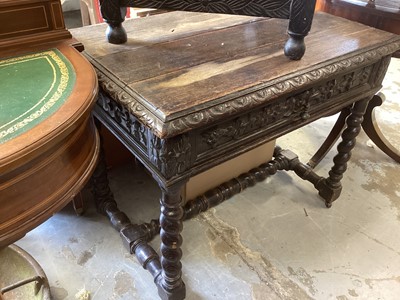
[71,11,400,138]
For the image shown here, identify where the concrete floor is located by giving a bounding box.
[14,12,400,300]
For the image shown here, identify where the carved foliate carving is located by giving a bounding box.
[96,70,159,133]
[95,59,375,169]
[199,64,373,151]
[149,134,192,178]
[97,90,194,178]
[94,41,400,139]
[351,65,371,87]
[97,60,375,160]
[97,91,148,150]
[167,42,400,137]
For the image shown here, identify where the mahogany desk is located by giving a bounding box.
[0,1,99,247]
[71,12,400,300]
[0,42,99,248]
[0,1,99,298]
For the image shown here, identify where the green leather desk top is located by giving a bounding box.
[0,49,76,144]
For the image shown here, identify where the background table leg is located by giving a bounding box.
[308,107,351,169]
[72,193,85,215]
[362,93,400,163]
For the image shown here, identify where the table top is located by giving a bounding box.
[0,48,76,144]
[71,11,400,138]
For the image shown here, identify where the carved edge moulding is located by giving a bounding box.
[87,39,400,139]
[92,56,394,184]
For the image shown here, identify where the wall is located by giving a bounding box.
[61,0,80,11]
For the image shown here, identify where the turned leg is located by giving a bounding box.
[318,98,370,207]
[157,181,187,300]
[92,149,162,281]
[91,134,162,283]
[91,139,114,212]
[362,93,400,163]
[284,0,317,60]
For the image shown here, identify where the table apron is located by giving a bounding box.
[94,56,390,186]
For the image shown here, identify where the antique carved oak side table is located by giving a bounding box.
[71,11,400,300]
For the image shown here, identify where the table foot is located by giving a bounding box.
[362,93,400,163]
[318,98,370,207]
[156,281,186,300]
[93,157,187,299]
[315,179,341,208]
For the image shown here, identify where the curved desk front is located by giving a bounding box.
[0,42,99,248]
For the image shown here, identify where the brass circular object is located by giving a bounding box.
[0,245,51,300]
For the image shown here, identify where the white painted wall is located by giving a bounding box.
[61,0,80,11]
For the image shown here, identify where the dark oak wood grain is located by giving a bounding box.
[99,0,317,60]
[72,12,399,138]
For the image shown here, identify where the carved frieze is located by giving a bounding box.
[198,63,373,152]
[148,133,192,179]
[97,90,194,179]
[94,54,381,176]
[93,42,399,139]
[96,70,159,133]
[97,91,148,150]
[93,43,397,180]
[166,43,399,138]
